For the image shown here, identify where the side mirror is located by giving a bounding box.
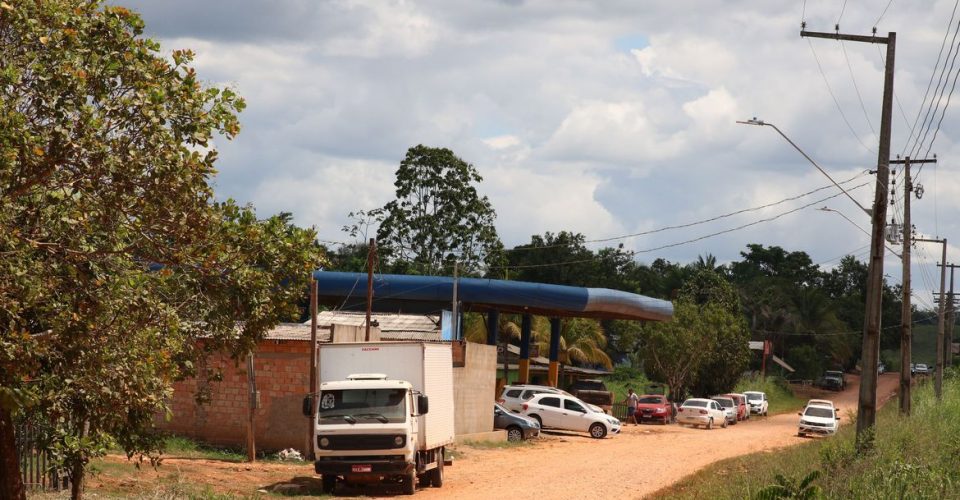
[302,395,314,417]
[835,416,841,420]
[494,408,503,415]
[418,394,430,415]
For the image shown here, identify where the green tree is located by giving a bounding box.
[375,145,503,276]
[0,3,321,498]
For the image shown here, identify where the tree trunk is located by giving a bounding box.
[70,461,84,500]
[0,407,26,500]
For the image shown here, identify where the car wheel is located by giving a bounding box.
[707,418,713,430]
[721,418,728,429]
[429,451,444,487]
[530,414,542,427]
[797,431,805,437]
[506,426,523,442]
[321,475,336,494]
[589,422,607,439]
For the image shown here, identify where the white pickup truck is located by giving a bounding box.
[303,342,454,495]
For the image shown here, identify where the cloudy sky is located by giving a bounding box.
[122,0,960,305]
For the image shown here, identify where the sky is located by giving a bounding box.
[120,0,960,306]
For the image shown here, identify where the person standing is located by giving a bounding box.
[624,389,640,425]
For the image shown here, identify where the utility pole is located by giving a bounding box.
[935,265,959,368]
[307,277,318,458]
[452,261,459,340]
[802,27,895,449]
[891,156,935,415]
[365,238,376,342]
[917,237,947,399]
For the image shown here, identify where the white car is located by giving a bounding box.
[710,396,738,425]
[744,391,769,416]
[498,384,603,413]
[915,363,931,375]
[676,398,727,429]
[520,393,621,438]
[797,402,840,436]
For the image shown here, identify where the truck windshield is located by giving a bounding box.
[317,389,406,425]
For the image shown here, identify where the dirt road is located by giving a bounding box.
[417,373,900,500]
[90,374,899,498]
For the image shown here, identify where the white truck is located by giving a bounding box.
[303,342,454,495]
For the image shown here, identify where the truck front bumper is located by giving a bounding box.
[314,456,413,476]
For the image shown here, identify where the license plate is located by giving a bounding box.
[352,464,372,473]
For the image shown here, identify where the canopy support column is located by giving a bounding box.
[519,314,532,384]
[486,310,499,346]
[548,317,561,388]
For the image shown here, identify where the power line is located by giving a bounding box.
[909,10,960,158]
[840,40,877,136]
[493,186,868,270]
[808,40,876,153]
[874,0,895,28]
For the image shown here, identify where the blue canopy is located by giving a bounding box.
[313,271,673,322]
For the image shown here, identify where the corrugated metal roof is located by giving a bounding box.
[264,317,441,342]
[307,310,440,332]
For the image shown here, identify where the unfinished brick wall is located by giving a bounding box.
[160,340,312,452]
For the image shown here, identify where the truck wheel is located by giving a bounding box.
[589,423,607,439]
[429,452,444,487]
[321,475,336,494]
[506,426,523,442]
[403,470,417,495]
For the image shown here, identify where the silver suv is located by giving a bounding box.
[498,384,569,412]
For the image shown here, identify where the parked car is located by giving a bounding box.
[710,396,738,426]
[634,395,676,424]
[819,370,845,391]
[743,391,769,416]
[567,379,615,413]
[520,393,621,438]
[878,362,886,375]
[797,401,840,437]
[915,363,931,376]
[723,393,749,420]
[494,403,540,441]
[676,398,727,429]
[499,384,603,413]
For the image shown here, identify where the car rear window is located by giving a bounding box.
[683,400,707,408]
[505,389,522,398]
[539,396,560,407]
[638,397,662,404]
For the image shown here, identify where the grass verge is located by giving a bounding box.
[734,375,804,415]
[658,376,960,499]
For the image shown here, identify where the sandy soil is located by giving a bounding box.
[89,374,900,499]
[416,373,900,500]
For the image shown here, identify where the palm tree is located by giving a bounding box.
[532,317,612,386]
[694,253,720,272]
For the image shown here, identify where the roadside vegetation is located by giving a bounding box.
[734,375,804,415]
[661,375,960,499]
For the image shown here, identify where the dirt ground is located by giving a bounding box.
[86,374,900,499]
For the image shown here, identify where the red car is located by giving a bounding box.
[634,395,676,424]
[724,393,748,421]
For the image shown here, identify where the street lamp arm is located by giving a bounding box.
[738,119,873,217]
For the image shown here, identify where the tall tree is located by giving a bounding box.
[375,145,503,276]
[0,3,321,498]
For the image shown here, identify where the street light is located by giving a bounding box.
[818,206,902,259]
[737,118,872,217]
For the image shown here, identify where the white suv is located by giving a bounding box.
[498,384,603,413]
[743,391,769,416]
[797,401,840,437]
[520,393,620,438]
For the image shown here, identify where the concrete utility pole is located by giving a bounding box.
[365,238,376,342]
[891,156,935,415]
[917,238,947,399]
[802,27,895,449]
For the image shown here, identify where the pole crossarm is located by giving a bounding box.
[800,30,890,44]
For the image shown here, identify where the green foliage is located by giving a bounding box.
[375,145,503,276]
[0,2,322,496]
[754,470,822,499]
